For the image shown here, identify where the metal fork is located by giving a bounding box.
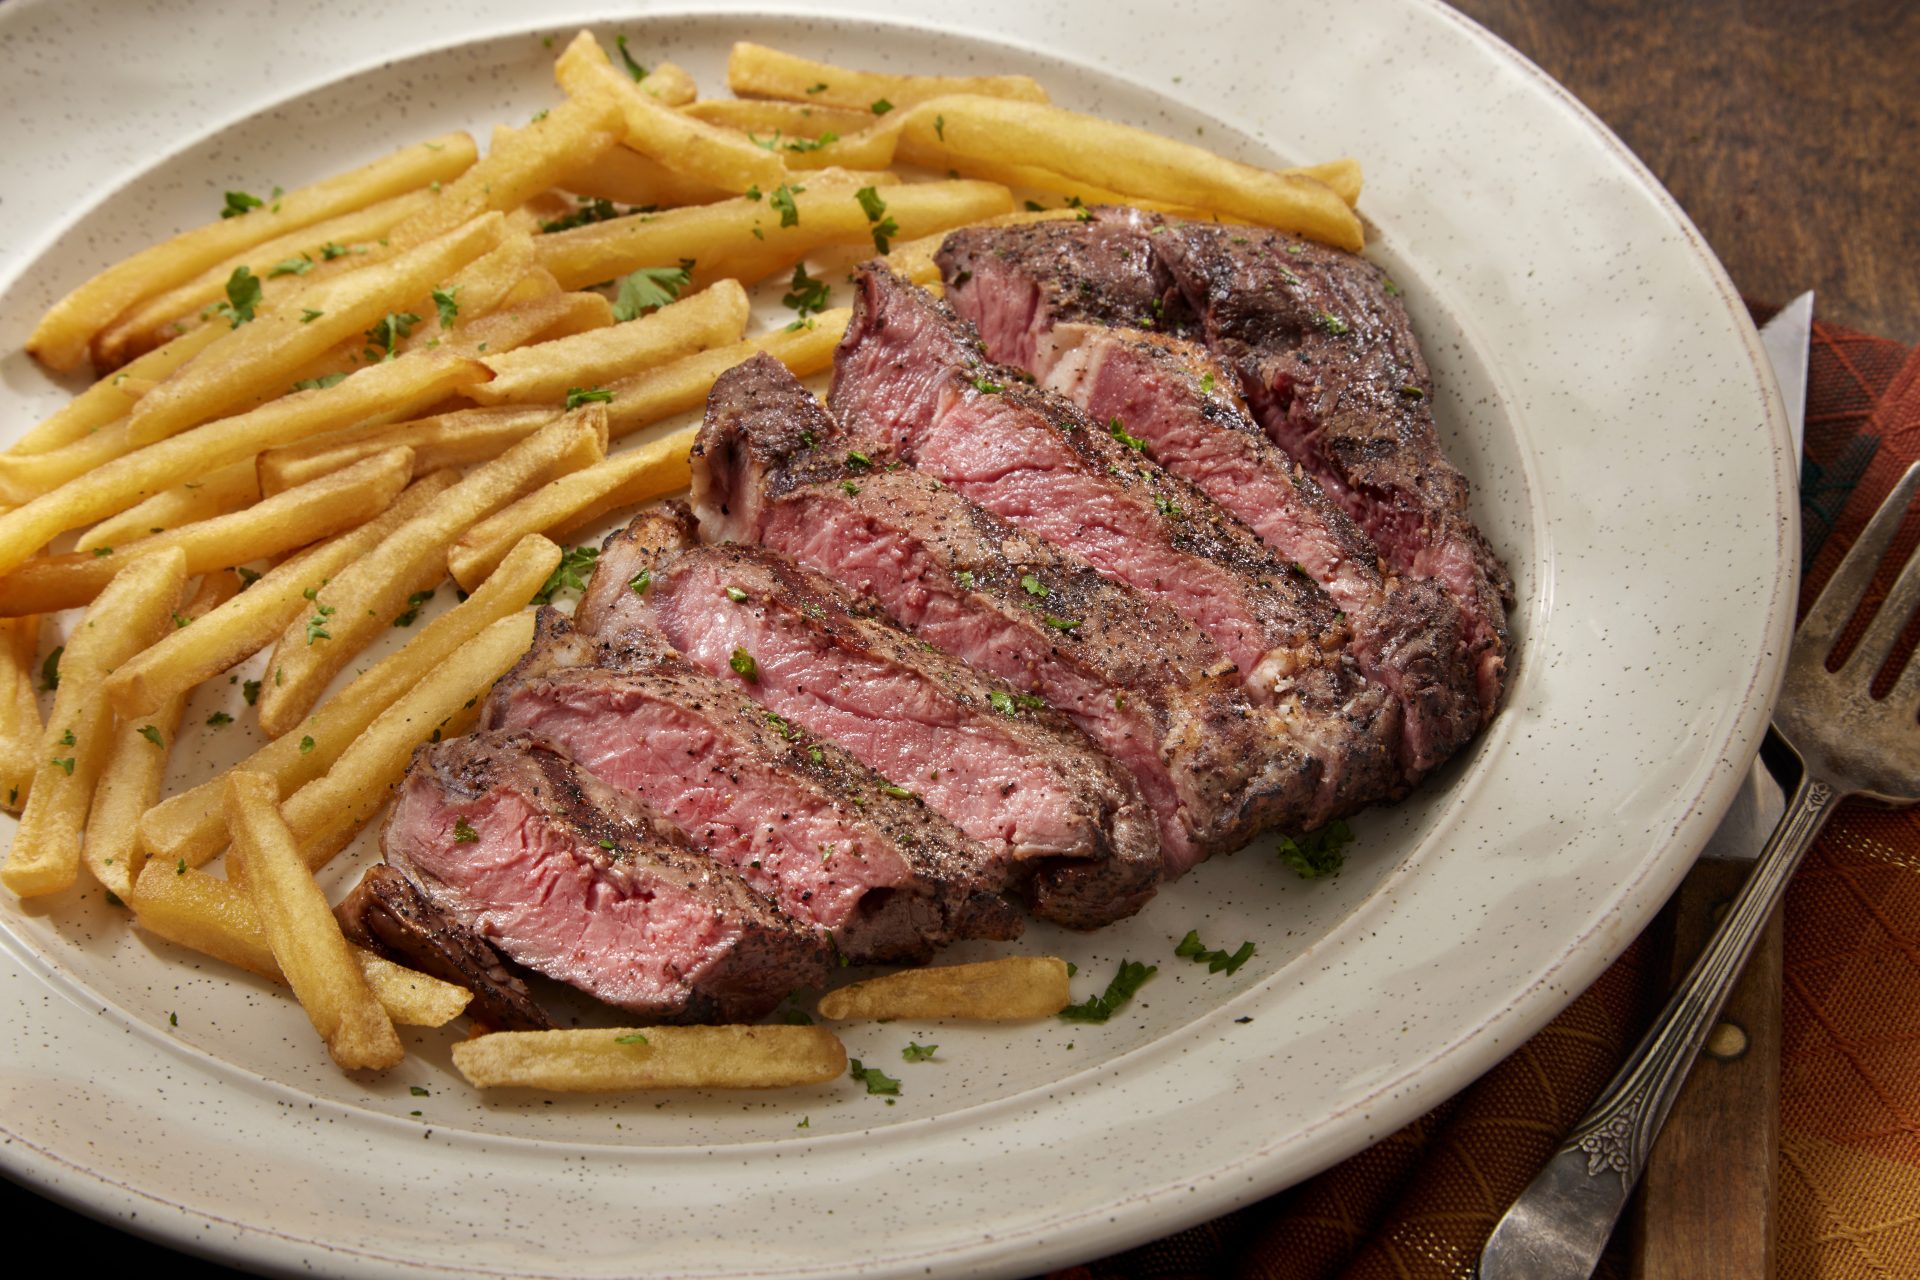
[1481,460,1920,1279]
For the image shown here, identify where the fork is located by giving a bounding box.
[1480,460,1920,1279]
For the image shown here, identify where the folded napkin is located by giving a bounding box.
[1047,313,1920,1280]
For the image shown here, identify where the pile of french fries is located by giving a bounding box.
[0,33,1345,1091]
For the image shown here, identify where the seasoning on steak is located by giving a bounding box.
[577,502,1162,928]
[484,608,1022,962]
[381,731,827,1023]
[335,863,553,1031]
[692,352,1345,876]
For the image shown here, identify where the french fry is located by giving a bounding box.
[561,143,732,209]
[683,98,875,142]
[128,214,508,445]
[226,771,405,1070]
[277,610,536,868]
[136,535,559,867]
[91,188,443,371]
[449,425,696,588]
[554,31,786,196]
[0,349,488,579]
[128,861,471,1026]
[400,232,538,348]
[892,97,1363,250]
[0,616,40,811]
[0,447,415,617]
[726,41,1048,111]
[105,472,459,720]
[0,420,140,506]
[1,549,187,899]
[388,94,625,251]
[471,280,750,405]
[256,413,600,735]
[535,177,1005,292]
[82,571,240,898]
[8,325,224,456]
[27,133,480,374]
[452,1024,847,1091]
[817,956,1071,1021]
[1292,157,1362,208]
[445,291,614,358]
[258,406,560,497]
[637,61,700,107]
[75,459,261,553]
[602,310,849,439]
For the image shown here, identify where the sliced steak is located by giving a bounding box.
[484,608,1021,963]
[693,352,1339,876]
[578,503,1162,929]
[335,863,553,1032]
[381,731,827,1023]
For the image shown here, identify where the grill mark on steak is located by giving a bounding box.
[578,503,1161,929]
[380,731,827,1023]
[335,863,553,1032]
[483,607,1022,963]
[692,352,1341,876]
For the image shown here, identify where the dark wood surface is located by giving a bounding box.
[6,4,1915,1275]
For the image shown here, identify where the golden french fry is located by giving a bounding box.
[136,535,559,868]
[554,31,786,196]
[892,96,1363,250]
[28,134,479,374]
[817,956,1071,1021]
[389,95,625,251]
[449,426,695,589]
[128,214,508,445]
[8,325,225,456]
[445,291,614,359]
[1,549,187,899]
[602,310,849,439]
[683,98,875,141]
[638,61,699,106]
[128,861,471,1026]
[258,406,560,497]
[105,472,459,720]
[726,41,1048,111]
[452,1025,848,1091]
[277,610,536,868]
[767,125,904,173]
[226,770,405,1070]
[1293,158,1362,207]
[400,233,538,349]
[561,143,732,209]
[0,616,40,812]
[256,414,599,735]
[82,571,240,898]
[0,349,488,579]
[91,188,444,371]
[0,447,415,617]
[535,176,1004,293]
[0,420,139,507]
[471,280,750,405]
[75,459,261,553]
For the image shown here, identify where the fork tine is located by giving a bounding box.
[1796,462,1920,662]
[1840,537,1920,682]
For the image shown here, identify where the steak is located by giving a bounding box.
[335,863,553,1032]
[577,503,1162,928]
[484,608,1022,962]
[380,731,827,1023]
[692,352,1342,875]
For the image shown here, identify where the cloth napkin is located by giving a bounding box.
[1046,312,1920,1280]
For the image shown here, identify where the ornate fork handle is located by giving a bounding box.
[1479,771,1835,1278]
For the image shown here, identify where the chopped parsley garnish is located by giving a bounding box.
[432,286,460,327]
[614,1031,650,1045]
[176,859,187,875]
[39,646,62,691]
[729,646,759,682]
[173,611,192,629]
[839,479,861,497]
[969,375,1003,395]
[782,132,840,154]
[988,690,1017,716]
[805,82,828,94]
[1316,311,1350,336]
[320,241,356,260]
[1198,372,1215,394]
[50,756,75,775]
[1042,614,1081,632]
[268,255,313,277]
[879,783,913,800]
[532,545,600,604]
[298,735,315,754]
[854,185,899,253]
[452,817,479,843]
[765,711,803,742]
[137,724,164,747]
[211,266,261,329]
[91,546,113,558]
[1059,959,1157,1023]
[871,98,893,115]
[393,589,434,627]
[745,185,762,202]
[782,263,832,320]
[615,34,647,81]
[1399,385,1425,399]
[1382,278,1401,297]
[1019,574,1047,597]
[724,585,749,602]
[304,602,336,645]
[954,570,975,589]
[597,837,616,850]
[206,711,234,728]
[849,1058,901,1095]
[538,196,628,234]
[933,114,946,141]
[564,386,614,410]
[901,1042,938,1062]
[1173,930,1256,975]
[242,678,261,706]
[300,308,324,324]
[628,568,651,595]
[364,311,421,361]
[1153,495,1182,518]
[844,450,872,470]
[220,190,264,219]
[1109,417,1148,451]
[410,1085,430,1097]
[57,729,75,747]
[291,372,346,392]
[1277,818,1354,879]
[769,183,805,228]
[611,259,694,321]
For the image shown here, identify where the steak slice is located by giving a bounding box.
[381,731,827,1023]
[578,503,1162,929]
[484,608,1022,963]
[336,863,553,1032]
[693,352,1336,876]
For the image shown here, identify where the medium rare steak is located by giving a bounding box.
[485,608,1022,962]
[577,503,1162,929]
[381,731,826,1023]
[938,211,1511,715]
[336,863,552,1032]
[692,353,1348,876]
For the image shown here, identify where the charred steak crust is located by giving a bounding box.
[335,863,553,1032]
[582,502,1163,929]
[381,731,828,1024]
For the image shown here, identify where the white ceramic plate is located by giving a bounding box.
[0,2,1794,1276]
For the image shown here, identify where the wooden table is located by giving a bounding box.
[4,3,1915,1273]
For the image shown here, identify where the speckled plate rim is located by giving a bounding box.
[0,1,1795,1276]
